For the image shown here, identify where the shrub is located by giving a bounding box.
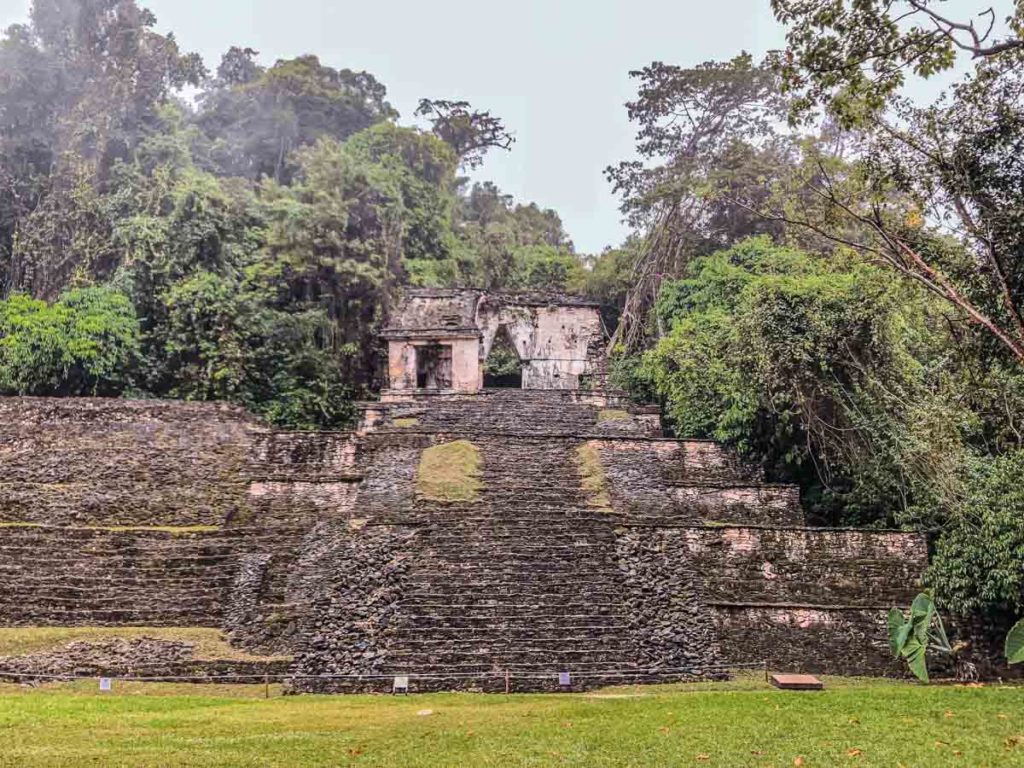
[0,287,139,396]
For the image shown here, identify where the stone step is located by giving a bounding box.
[417,524,616,536]
[373,514,615,525]
[0,610,222,624]
[413,561,620,573]
[397,601,628,615]
[402,571,624,584]
[0,565,241,578]
[399,589,626,603]
[386,625,631,640]
[416,539,612,551]
[0,591,225,605]
[382,649,634,666]
[400,613,629,628]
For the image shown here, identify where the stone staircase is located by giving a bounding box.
[291,405,722,692]
[0,394,930,686]
[380,389,659,437]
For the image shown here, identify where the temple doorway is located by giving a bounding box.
[483,326,523,388]
[416,344,453,389]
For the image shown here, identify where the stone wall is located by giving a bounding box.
[615,528,723,675]
[289,522,419,692]
[0,393,944,688]
[591,439,795,526]
[616,525,926,676]
[0,399,255,527]
[0,526,248,626]
[712,606,902,675]
[0,398,360,632]
[682,527,927,605]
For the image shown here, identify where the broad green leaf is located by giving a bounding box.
[902,638,929,683]
[888,608,907,657]
[910,594,935,646]
[894,622,912,657]
[910,593,934,620]
[1007,619,1024,665]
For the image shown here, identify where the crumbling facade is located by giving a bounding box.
[382,289,606,396]
[0,291,950,690]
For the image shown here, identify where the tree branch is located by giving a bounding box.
[908,1,1024,57]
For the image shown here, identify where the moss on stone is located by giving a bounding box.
[0,524,220,536]
[392,418,419,428]
[576,442,612,512]
[85,525,222,535]
[0,627,290,661]
[0,523,220,535]
[598,409,631,423]
[417,440,482,502]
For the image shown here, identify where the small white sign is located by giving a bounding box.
[99,678,112,692]
[558,672,571,686]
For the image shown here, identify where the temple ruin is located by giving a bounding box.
[0,290,941,690]
[381,289,607,395]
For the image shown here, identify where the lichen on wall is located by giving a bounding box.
[576,441,612,512]
[416,440,482,502]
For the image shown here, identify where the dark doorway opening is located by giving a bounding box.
[416,344,453,389]
[484,326,523,388]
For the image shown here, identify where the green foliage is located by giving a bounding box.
[579,243,636,332]
[771,1,1023,126]
[887,592,979,683]
[768,4,1024,365]
[483,329,522,380]
[0,286,138,396]
[928,450,1024,617]
[196,52,395,183]
[156,272,356,429]
[0,4,570,430]
[342,123,460,263]
[449,182,583,291]
[636,236,961,525]
[415,98,514,169]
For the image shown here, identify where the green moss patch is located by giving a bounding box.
[392,418,419,428]
[598,409,631,423]
[0,523,220,535]
[576,441,612,512]
[85,525,221,535]
[417,440,482,502]
[0,627,289,661]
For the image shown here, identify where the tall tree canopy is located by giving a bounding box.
[0,0,588,427]
[767,1,1024,364]
[593,0,1024,627]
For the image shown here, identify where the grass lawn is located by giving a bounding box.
[0,674,1021,767]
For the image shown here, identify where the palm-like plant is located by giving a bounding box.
[888,593,977,683]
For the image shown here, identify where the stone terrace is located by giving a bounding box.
[0,393,928,689]
[288,391,925,691]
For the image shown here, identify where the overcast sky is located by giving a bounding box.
[0,0,997,253]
